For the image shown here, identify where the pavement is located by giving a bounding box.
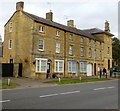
[0,75,119,90]
[0,77,59,90]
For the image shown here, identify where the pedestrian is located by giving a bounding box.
[110,68,113,77]
[100,68,102,78]
[103,68,107,78]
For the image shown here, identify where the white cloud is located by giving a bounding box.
[0,0,119,40]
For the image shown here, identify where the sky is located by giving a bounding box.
[0,0,119,41]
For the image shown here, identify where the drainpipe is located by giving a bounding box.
[64,31,67,77]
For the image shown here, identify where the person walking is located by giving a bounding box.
[103,68,107,78]
[110,68,113,77]
[100,68,102,78]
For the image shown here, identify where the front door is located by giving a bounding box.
[47,62,50,78]
[94,63,96,75]
[87,63,92,76]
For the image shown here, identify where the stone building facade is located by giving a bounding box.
[2,1,114,79]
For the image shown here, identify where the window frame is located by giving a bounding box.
[56,30,60,36]
[54,60,64,73]
[80,47,84,57]
[80,62,87,73]
[36,58,47,73]
[69,45,73,55]
[88,48,92,57]
[9,22,12,32]
[9,40,12,49]
[108,47,110,55]
[69,34,73,40]
[56,43,60,53]
[94,49,96,59]
[68,61,76,73]
[38,39,44,51]
[39,26,45,33]
[80,37,84,43]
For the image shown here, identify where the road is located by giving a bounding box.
[1,79,119,109]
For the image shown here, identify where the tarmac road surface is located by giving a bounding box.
[1,79,119,109]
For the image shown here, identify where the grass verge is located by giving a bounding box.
[44,78,112,85]
[0,82,20,88]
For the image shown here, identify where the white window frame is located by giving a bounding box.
[56,43,60,53]
[100,50,102,59]
[69,34,73,40]
[88,48,92,57]
[56,30,60,36]
[80,37,84,43]
[39,26,45,33]
[9,40,12,49]
[80,47,84,57]
[80,62,87,73]
[9,22,12,32]
[36,58,47,73]
[68,61,76,73]
[38,39,44,51]
[69,45,73,55]
[54,60,64,73]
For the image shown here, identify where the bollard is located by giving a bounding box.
[7,78,10,86]
[98,76,100,79]
[79,77,81,81]
[59,78,61,83]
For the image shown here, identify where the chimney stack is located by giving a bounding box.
[16,1,24,11]
[46,11,53,21]
[105,20,110,32]
[67,20,75,28]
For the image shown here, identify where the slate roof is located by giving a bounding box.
[83,28,114,36]
[23,11,103,42]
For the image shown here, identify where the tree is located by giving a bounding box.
[112,37,120,69]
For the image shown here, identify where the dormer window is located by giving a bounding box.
[9,22,12,32]
[56,30,60,36]
[39,26,45,33]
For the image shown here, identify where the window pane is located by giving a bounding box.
[39,26,45,32]
[55,61,58,72]
[80,62,87,72]
[9,22,12,32]
[56,43,60,53]
[59,61,63,72]
[69,45,73,55]
[37,60,40,72]
[68,61,71,72]
[39,40,44,50]
[41,60,47,72]
[69,34,73,40]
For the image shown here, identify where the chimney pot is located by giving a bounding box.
[16,1,24,11]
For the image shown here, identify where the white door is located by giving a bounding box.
[87,63,92,76]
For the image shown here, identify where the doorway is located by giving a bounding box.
[47,60,51,78]
[87,63,92,76]
[94,63,96,75]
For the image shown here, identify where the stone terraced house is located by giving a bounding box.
[2,1,114,79]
